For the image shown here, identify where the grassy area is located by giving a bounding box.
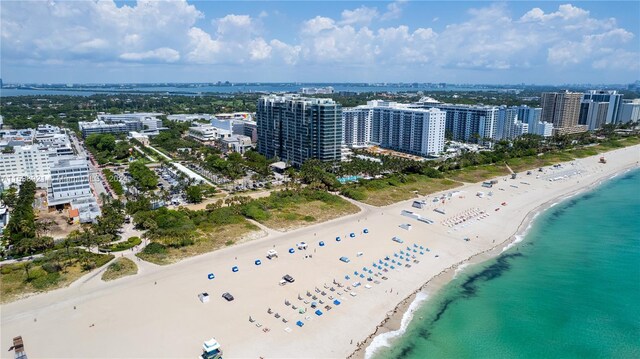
[101,257,138,281]
[102,168,124,196]
[0,249,114,303]
[100,236,142,252]
[447,164,512,183]
[240,189,360,231]
[342,175,463,207]
[136,222,260,265]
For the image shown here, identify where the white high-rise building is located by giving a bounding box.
[342,100,446,157]
[47,157,92,206]
[415,103,499,146]
[0,145,52,186]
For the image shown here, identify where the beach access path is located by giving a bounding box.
[1,145,638,359]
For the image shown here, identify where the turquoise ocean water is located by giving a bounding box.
[376,169,640,359]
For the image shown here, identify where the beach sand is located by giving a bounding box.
[1,146,638,359]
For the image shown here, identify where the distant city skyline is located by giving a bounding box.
[1,1,639,84]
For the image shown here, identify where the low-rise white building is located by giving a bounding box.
[221,135,252,154]
[188,124,232,142]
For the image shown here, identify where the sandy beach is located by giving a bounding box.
[1,146,638,359]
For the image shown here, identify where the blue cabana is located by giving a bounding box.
[333,299,341,305]
[296,321,304,327]
[232,266,239,272]
[319,241,325,247]
[289,248,295,254]
[350,232,356,238]
[336,236,341,242]
[255,260,262,265]
[363,229,369,234]
[311,302,317,308]
[315,310,323,316]
[207,273,215,280]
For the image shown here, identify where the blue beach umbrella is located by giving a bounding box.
[296,321,304,327]
[336,236,341,242]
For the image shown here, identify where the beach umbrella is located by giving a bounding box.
[319,241,325,247]
[350,233,356,238]
[392,259,396,263]
[379,260,383,264]
[420,251,424,255]
[414,244,418,247]
[232,266,239,272]
[336,236,341,242]
[345,275,350,280]
[368,270,373,274]
[354,271,358,275]
[394,253,399,257]
[363,267,367,271]
[390,265,395,269]
[384,262,388,266]
[359,274,365,278]
[255,260,262,265]
[207,273,215,280]
[296,321,304,327]
[363,229,369,234]
[289,248,295,254]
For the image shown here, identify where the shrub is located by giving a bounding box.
[341,188,367,201]
[41,262,62,274]
[303,215,315,222]
[31,272,61,290]
[142,242,167,255]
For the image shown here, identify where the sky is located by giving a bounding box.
[1,0,639,84]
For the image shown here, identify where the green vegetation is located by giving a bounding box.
[341,174,462,206]
[102,168,124,195]
[133,206,259,265]
[2,180,56,257]
[101,257,138,282]
[128,161,158,191]
[0,249,114,303]
[101,236,142,252]
[85,134,131,164]
[185,185,203,203]
[240,189,359,231]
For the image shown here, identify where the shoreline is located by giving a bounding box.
[351,162,640,359]
[1,146,638,359]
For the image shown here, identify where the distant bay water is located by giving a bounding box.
[374,169,640,359]
[0,84,498,97]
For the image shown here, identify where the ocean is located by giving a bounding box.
[373,169,640,359]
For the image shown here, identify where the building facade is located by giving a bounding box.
[618,100,640,123]
[416,103,499,146]
[540,91,587,135]
[256,95,342,167]
[47,157,92,207]
[343,101,445,156]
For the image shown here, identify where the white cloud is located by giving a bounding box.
[0,1,637,81]
[381,0,407,21]
[340,6,378,26]
[120,48,180,62]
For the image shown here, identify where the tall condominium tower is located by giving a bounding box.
[415,102,499,146]
[540,91,586,135]
[342,100,446,157]
[256,95,342,167]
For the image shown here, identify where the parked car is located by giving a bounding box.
[339,256,350,263]
[283,274,295,283]
[222,292,234,301]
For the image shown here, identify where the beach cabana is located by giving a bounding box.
[289,248,295,254]
[363,229,369,234]
[319,241,325,247]
[333,299,341,305]
[336,236,341,242]
[296,321,304,327]
[207,273,215,280]
[232,266,239,272]
[350,233,356,238]
[255,260,262,265]
[315,310,323,316]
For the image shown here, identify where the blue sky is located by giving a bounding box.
[1,1,639,84]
